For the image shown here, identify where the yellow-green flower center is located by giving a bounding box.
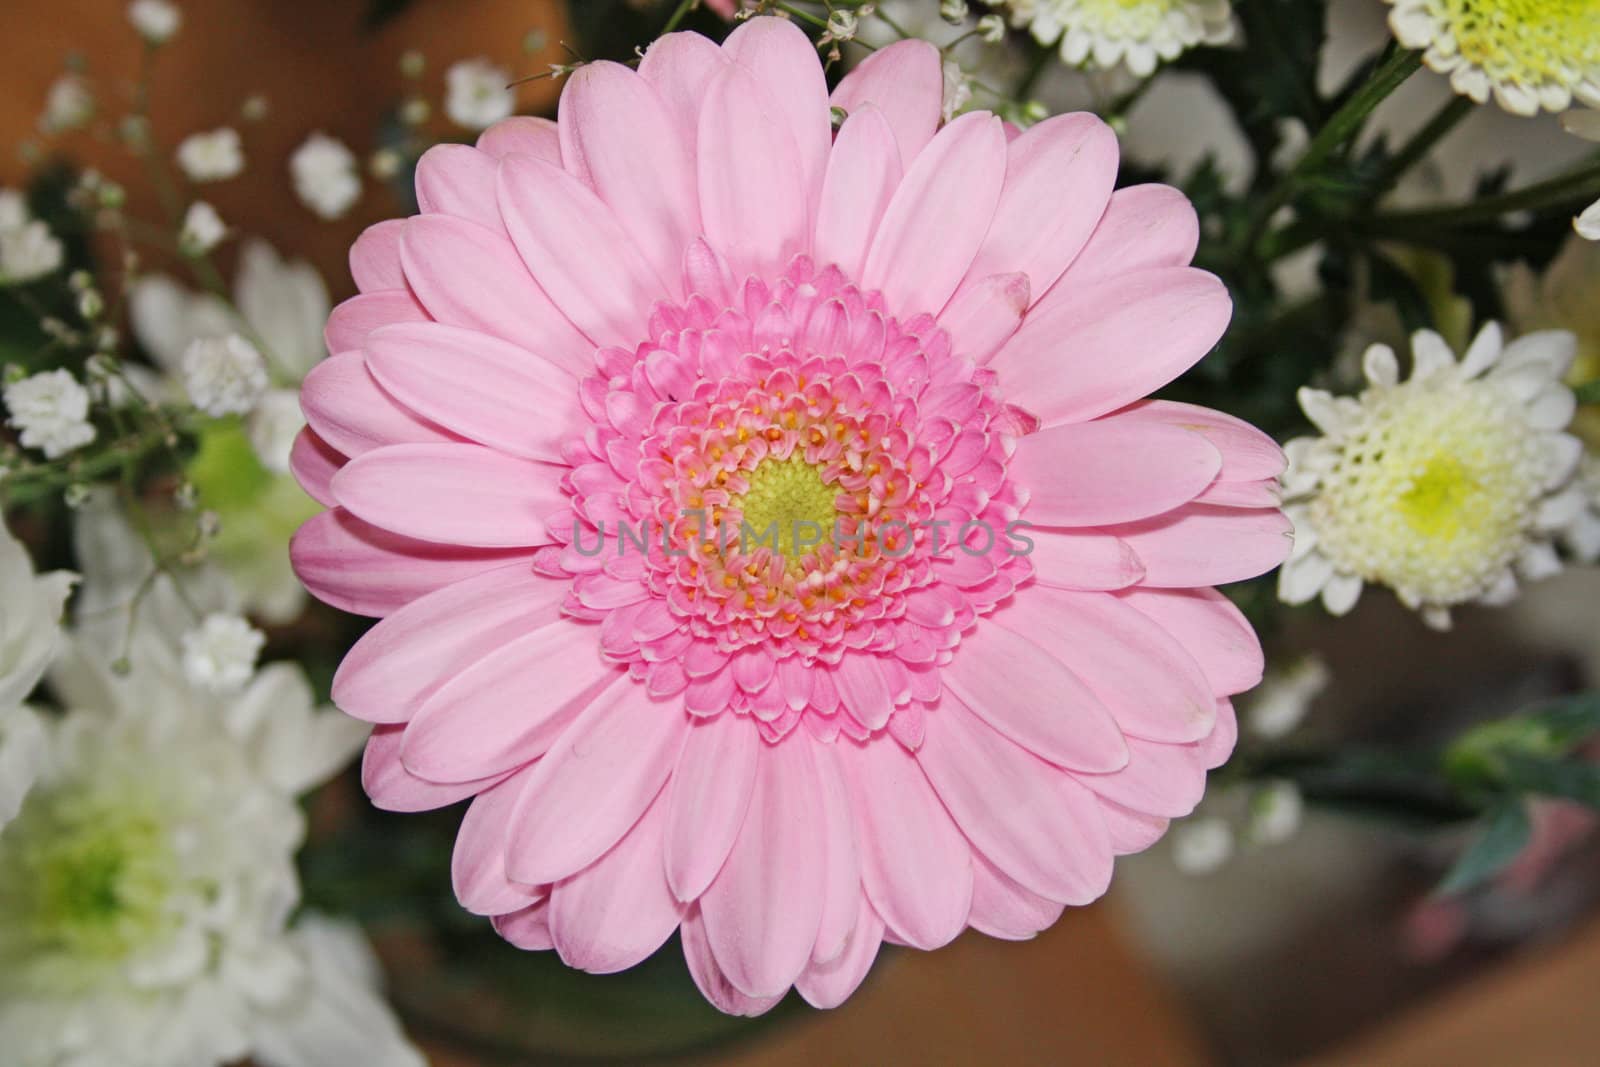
[735,455,840,563]
[1436,0,1600,87]
[1310,377,1543,604]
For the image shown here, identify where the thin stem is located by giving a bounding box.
[660,0,697,35]
[1236,47,1423,258]
[1372,159,1600,228]
[1378,94,1473,188]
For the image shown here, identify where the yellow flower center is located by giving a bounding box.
[1310,376,1543,605]
[736,455,840,564]
[1436,0,1600,87]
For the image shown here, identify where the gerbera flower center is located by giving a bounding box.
[735,454,841,566]
[1310,378,1542,603]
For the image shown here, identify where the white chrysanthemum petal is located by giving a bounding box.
[1280,325,1582,624]
[1421,605,1454,630]
[1478,568,1520,606]
[1578,200,1600,241]
[1007,0,1234,76]
[1363,343,1400,387]
[1516,540,1563,580]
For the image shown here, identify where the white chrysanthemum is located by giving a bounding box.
[182,334,269,416]
[175,127,244,182]
[1280,324,1585,629]
[40,74,94,133]
[178,201,226,255]
[0,219,63,285]
[0,707,46,830]
[180,613,265,694]
[289,132,361,220]
[0,598,417,1067]
[128,0,181,43]
[1385,0,1600,116]
[1245,655,1330,739]
[4,369,96,458]
[445,57,515,129]
[1005,0,1234,77]
[247,388,307,475]
[0,516,76,714]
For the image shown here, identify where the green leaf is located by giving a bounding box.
[1435,801,1531,896]
[1498,754,1600,810]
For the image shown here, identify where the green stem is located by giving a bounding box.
[1378,94,1473,188]
[660,0,696,35]
[2,421,179,508]
[1372,159,1600,229]
[1236,47,1423,259]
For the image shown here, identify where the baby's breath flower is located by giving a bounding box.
[180,612,266,693]
[40,73,94,133]
[1280,325,1585,629]
[368,146,403,181]
[1172,817,1234,875]
[290,132,361,220]
[181,334,268,416]
[1246,656,1330,740]
[4,369,96,458]
[241,94,270,122]
[1006,0,1234,78]
[178,200,226,255]
[1248,781,1305,846]
[978,14,1007,43]
[941,59,973,121]
[445,57,515,130]
[0,189,27,231]
[127,0,182,44]
[175,127,244,182]
[1385,0,1600,116]
[940,0,970,23]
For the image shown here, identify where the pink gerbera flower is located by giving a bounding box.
[291,18,1290,1014]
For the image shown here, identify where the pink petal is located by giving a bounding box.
[845,737,972,950]
[289,427,342,508]
[832,655,894,730]
[1195,699,1238,770]
[1106,504,1293,587]
[721,16,832,222]
[400,214,593,377]
[301,350,456,458]
[938,271,1029,364]
[331,442,564,548]
[559,61,698,293]
[919,694,1113,904]
[960,113,1118,306]
[809,737,860,964]
[361,725,512,812]
[1023,528,1144,591]
[696,62,809,281]
[493,900,555,950]
[701,736,827,998]
[665,712,761,901]
[992,267,1232,427]
[1116,587,1263,697]
[1100,800,1170,855]
[364,322,581,463]
[1055,184,1200,290]
[999,587,1216,744]
[813,104,903,282]
[637,32,727,145]
[549,786,684,973]
[349,219,406,292]
[498,154,669,350]
[415,143,502,231]
[291,508,536,618]
[1112,400,1285,483]
[967,854,1065,940]
[401,621,619,782]
[506,677,690,885]
[795,897,884,1010]
[862,112,1006,318]
[830,39,942,172]
[1013,417,1221,527]
[475,115,562,164]
[942,620,1128,772]
[1074,735,1209,819]
[324,290,429,357]
[332,562,566,724]
[681,907,784,1017]
[453,771,545,915]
